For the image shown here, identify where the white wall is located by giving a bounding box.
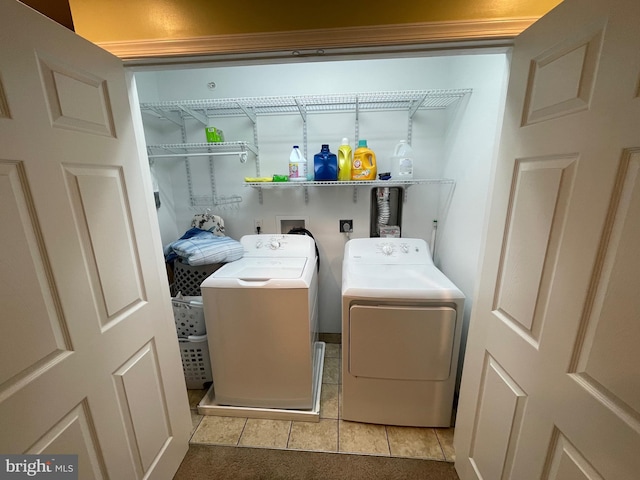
[135,53,509,340]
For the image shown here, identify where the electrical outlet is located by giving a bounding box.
[254,218,263,233]
[340,219,353,233]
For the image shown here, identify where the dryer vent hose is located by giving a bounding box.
[287,227,320,272]
[376,187,390,235]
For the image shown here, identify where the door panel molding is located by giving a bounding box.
[469,354,527,480]
[27,401,107,480]
[63,164,145,327]
[569,148,640,427]
[36,53,116,137]
[0,160,72,398]
[521,22,605,126]
[113,341,172,476]
[542,427,604,480]
[0,76,10,119]
[494,155,578,343]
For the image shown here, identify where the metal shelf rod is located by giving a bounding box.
[148,151,248,159]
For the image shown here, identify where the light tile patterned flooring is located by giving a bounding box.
[188,343,456,462]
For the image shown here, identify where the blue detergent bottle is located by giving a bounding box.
[313,144,338,181]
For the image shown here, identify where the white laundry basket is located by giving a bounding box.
[179,335,212,390]
[173,259,223,296]
[172,295,205,337]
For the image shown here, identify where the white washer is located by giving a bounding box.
[342,237,464,427]
[200,234,321,411]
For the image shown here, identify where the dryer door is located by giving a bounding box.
[349,305,456,381]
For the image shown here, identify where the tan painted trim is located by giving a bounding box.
[97,17,537,61]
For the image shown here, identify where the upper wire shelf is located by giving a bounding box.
[140,89,472,120]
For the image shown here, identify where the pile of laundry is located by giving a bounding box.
[164,212,244,266]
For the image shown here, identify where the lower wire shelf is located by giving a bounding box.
[243,178,456,204]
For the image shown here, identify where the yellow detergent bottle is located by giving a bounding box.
[337,138,352,181]
[351,139,377,180]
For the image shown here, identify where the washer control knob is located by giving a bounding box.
[401,243,409,253]
[269,238,281,250]
[381,244,393,256]
[255,240,263,249]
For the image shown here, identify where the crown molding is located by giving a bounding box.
[96,17,537,62]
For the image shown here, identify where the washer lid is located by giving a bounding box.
[211,257,309,280]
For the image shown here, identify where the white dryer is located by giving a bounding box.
[200,234,322,411]
[342,237,464,427]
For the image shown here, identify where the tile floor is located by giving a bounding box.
[187,342,456,462]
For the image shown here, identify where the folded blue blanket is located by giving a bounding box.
[166,230,244,266]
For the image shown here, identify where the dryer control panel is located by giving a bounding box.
[345,238,433,265]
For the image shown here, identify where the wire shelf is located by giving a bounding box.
[243,178,456,188]
[140,89,472,119]
[147,141,258,158]
[190,194,243,207]
[142,89,469,206]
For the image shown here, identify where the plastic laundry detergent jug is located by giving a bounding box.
[390,140,414,180]
[313,144,338,181]
[337,138,352,181]
[289,145,307,181]
[351,140,377,181]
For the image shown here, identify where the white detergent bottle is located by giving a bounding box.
[390,140,414,180]
[289,145,307,181]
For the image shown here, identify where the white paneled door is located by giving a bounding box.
[455,0,640,479]
[0,2,190,479]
